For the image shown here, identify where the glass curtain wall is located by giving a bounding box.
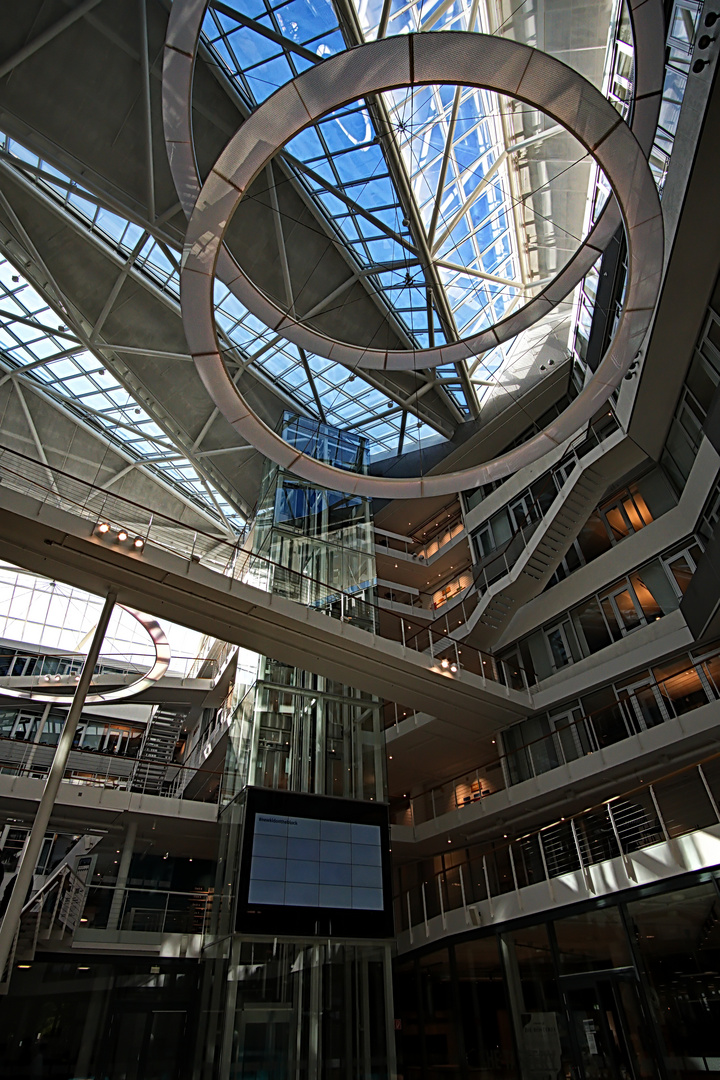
[394,871,720,1079]
[201,416,393,1080]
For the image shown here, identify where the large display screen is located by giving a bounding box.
[249,813,384,910]
[236,788,393,938]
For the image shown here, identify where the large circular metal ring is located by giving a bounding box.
[179,33,663,499]
[0,607,171,705]
[164,5,663,372]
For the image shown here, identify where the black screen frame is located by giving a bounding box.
[235,787,394,938]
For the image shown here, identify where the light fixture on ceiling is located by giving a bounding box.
[133,537,145,549]
[97,522,110,534]
[117,529,128,542]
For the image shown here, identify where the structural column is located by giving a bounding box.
[0,589,117,978]
[106,819,137,932]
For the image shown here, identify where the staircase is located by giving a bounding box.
[465,462,610,648]
[426,441,627,656]
[0,862,91,993]
[131,707,183,795]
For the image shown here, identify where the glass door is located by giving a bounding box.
[615,677,670,732]
[508,494,535,531]
[562,971,658,1079]
[600,585,645,637]
[235,1006,293,1079]
[545,622,574,671]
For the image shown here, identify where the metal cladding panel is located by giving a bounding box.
[517,48,622,151]
[295,35,412,118]
[175,29,664,497]
[411,31,532,94]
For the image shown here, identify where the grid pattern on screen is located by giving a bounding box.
[248,814,384,910]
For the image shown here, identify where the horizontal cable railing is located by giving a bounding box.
[0,443,532,696]
[0,648,221,683]
[374,509,465,561]
[396,642,720,827]
[396,748,720,943]
[0,732,222,803]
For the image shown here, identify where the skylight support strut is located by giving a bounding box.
[330,0,479,419]
[0,0,104,82]
[138,0,155,223]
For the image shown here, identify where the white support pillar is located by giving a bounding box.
[0,590,116,979]
[106,819,138,932]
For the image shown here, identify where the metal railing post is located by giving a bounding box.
[606,801,626,856]
[648,784,670,843]
[459,864,470,926]
[482,856,493,919]
[698,764,720,825]
[571,818,593,893]
[508,844,522,909]
[537,832,555,902]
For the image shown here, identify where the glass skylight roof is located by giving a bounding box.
[0,238,243,529]
[201,0,620,427]
[0,0,630,486]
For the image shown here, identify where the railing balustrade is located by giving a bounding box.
[77,883,214,937]
[396,750,720,940]
[0,731,222,803]
[0,443,534,697]
[397,643,720,827]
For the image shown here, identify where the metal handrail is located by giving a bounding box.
[398,641,720,825]
[398,416,619,654]
[0,647,222,681]
[0,444,528,693]
[79,882,215,937]
[0,731,223,802]
[396,745,720,940]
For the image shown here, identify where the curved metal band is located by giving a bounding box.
[0,607,171,705]
[179,33,663,499]
[163,3,663,371]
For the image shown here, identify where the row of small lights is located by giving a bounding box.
[96,521,144,549]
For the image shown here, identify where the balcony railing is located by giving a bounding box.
[78,883,214,937]
[0,733,222,803]
[0,647,220,683]
[396,642,720,826]
[396,750,720,942]
[0,444,533,698]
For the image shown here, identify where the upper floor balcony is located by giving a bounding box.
[391,638,720,831]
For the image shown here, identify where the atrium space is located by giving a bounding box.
[0,0,718,1077]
